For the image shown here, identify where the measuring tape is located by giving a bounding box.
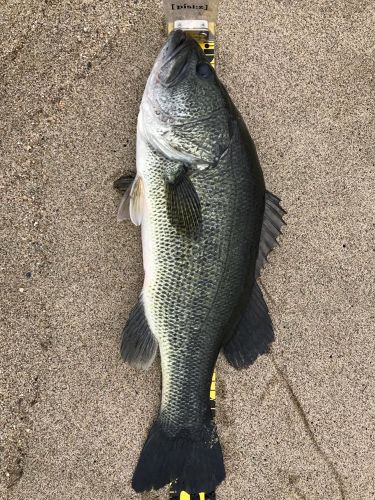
[170,490,216,500]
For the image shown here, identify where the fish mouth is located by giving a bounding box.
[157,30,197,87]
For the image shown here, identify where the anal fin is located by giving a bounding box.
[223,282,274,369]
[121,298,158,370]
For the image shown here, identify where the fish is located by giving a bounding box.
[114,29,286,495]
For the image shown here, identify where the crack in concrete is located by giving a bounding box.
[271,355,346,500]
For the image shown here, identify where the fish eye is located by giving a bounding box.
[196,62,215,81]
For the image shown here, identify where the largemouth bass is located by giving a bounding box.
[115,29,285,494]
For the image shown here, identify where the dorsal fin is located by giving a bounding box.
[255,191,286,277]
[223,281,274,369]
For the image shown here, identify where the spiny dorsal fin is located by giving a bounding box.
[255,191,286,277]
[166,170,202,238]
[120,298,158,370]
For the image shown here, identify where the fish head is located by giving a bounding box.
[141,30,231,165]
[145,29,226,124]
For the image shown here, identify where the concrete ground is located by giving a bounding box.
[1,1,374,499]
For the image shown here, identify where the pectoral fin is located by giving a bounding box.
[129,177,144,226]
[113,173,135,191]
[166,170,202,237]
[117,185,132,222]
[116,175,144,226]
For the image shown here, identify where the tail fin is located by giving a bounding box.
[132,418,225,494]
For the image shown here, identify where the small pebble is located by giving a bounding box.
[19,288,25,292]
